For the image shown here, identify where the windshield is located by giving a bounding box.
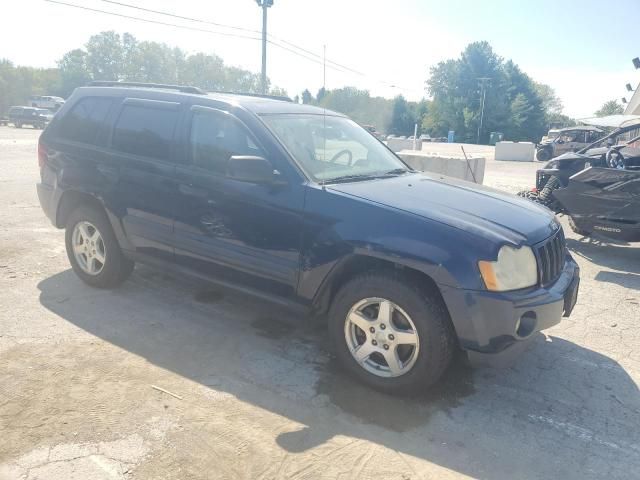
[579,123,640,152]
[261,114,407,182]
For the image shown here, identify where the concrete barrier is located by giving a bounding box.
[494,141,535,162]
[397,150,485,184]
[387,138,422,152]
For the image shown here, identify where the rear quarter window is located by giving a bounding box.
[112,103,178,160]
[57,97,113,145]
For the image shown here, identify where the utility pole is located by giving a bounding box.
[323,44,326,91]
[256,0,274,94]
[476,77,490,144]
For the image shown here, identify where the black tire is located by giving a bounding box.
[568,215,590,237]
[14,122,22,129]
[516,189,539,201]
[536,148,551,161]
[65,205,134,288]
[517,175,561,212]
[328,272,455,394]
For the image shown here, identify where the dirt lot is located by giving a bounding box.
[0,126,638,479]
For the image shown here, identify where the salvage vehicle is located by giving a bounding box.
[518,118,640,241]
[8,106,52,129]
[536,126,603,161]
[36,82,580,393]
[540,128,560,143]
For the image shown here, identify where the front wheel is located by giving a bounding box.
[65,206,134,288]
[536,148,552,161]
[328,273,455,394]
[14,122,22,129]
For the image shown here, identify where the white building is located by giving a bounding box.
[624,82,640,115]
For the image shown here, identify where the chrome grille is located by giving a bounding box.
[536,228,566,286]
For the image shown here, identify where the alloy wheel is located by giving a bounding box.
[71,221,106,275]
[344,297,420,378]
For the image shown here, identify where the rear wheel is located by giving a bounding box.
[568,215,591,237]
[328,273,455,394]
[65,206,134,288]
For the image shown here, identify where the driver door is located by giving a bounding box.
[172,105,305,299]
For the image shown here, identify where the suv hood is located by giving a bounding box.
[328,173,558,245]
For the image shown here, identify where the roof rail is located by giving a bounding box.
[212,91,292,102]
[88,81,206,95]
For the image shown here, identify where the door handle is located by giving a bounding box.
[179,183,208,198]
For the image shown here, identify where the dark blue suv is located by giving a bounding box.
[37,82,580,393]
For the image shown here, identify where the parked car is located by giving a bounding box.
[37,81,580,393]
[29,95,65,111]
[536,126,603,161]
[8,106,52,129]
[519,118,640,241]
[0,115,8,126]
[361,124,383,140]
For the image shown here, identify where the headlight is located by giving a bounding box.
[478,245,538,291]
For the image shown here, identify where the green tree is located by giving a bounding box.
[316,87,326,102]
[534,82,563,115]
[58,49,90,97]
[301,89,313,104]
[389,95,415,135]
[0,59,63,112]
[595,100,623,117]
[425,41,548,143]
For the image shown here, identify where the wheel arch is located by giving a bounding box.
[55,190,105,228]
[56,189,135,256]
[311,254,456,333]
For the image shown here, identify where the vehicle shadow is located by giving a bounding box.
[594,271,640,291]
[566,237,640,274]
[37,267,640,479]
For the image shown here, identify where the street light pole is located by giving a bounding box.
[476,77,490,144]
[256,0,273,94]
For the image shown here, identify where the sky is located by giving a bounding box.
[1,0,639,118]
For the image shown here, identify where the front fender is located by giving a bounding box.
[297,185,493,304]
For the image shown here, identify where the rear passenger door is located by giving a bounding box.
[108,98,181,261]
[173,105,304,299]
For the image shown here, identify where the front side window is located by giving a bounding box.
[261,114,407,182]
[189,109,263,174]
[58,97,113,144]
[112,104,178,160]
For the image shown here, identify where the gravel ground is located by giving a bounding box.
[0,127,638,480]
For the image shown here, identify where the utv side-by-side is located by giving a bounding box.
[536,126,604,161]
[519,119,640,242]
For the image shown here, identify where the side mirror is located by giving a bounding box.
[557,139,565,144]
[227,155,284,185]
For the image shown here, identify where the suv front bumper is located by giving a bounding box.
[440,255,580,367]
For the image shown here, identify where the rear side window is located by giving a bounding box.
[112,104,178,160]
[189,109,263,174]
[58,97,113,144]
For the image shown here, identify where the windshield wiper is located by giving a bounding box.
[322,174,379,184]
[380,168,409,176]
[323,169,409,185]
